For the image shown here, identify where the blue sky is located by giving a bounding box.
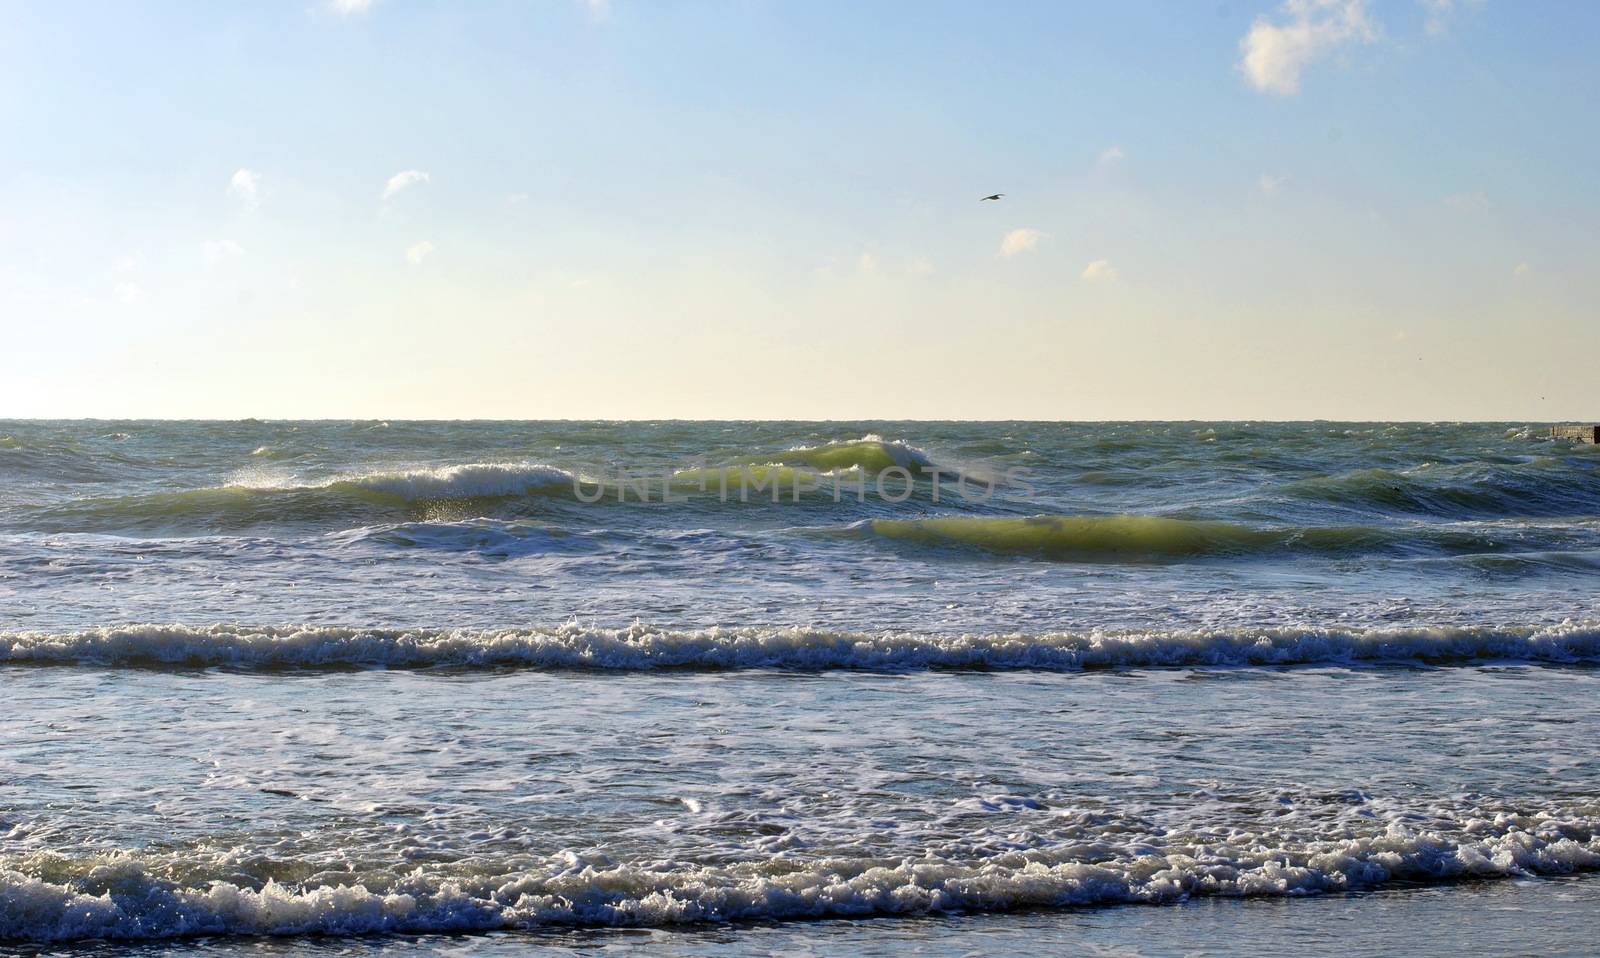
[1,0,1595,419]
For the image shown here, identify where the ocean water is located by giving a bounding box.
[2,420,1599,955]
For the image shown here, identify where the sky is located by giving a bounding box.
[1,0,1596,420]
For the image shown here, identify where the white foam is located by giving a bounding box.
[221,463,578,501]
[337,463,575,500]
[3,621,1599,671]
[786,435,936,468]
[2,804,1597,941]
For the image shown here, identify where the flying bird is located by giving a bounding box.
[980,194,1004,201]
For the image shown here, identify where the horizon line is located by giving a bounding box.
[1,416,1590,425]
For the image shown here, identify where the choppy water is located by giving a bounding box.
[3,420,1599,954]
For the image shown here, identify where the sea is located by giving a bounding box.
[2,420,1599,956]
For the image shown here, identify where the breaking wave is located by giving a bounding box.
[670,436,949,492]
[328,463,577,501]
[3,621,1599,671]
[27,463,582,531]
[779,435,936,473]
[2,798,1597,942]
[22,443,963,534]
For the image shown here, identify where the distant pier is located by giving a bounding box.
[1550,424,1600,443]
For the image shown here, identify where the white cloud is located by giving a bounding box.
[1098,146,1126,166]
[114,282,145,305]
[229,168,260,211]
[1513,262,1531,279]
[204,240,244,265]
[1421,0,1480,36]
[506,192,531,205]
[1421,0,1452,35]
[329,0,376,15]
[1443,190,1491,212]
[857,251,878,275]
[999,228,1047,258]
[1258,172,1289,195]
[406,240,435,266]
[581,0,610,18]
[1238,0,1376,96]
[1081,259,1118,283]
[383,169,430,201]
[907,256,935,277]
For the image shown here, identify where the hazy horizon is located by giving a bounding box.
[0,415,1588,425]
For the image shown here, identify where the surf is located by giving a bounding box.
[2,797,1596,942]
[4,621,1599,671]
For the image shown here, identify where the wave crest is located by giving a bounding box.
[328,463,576,501]
[28,463,581,531]
[780,435,936,473]
[3,621,1598,671]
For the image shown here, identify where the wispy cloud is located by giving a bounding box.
[999,228,1047,259]
[1098,145,1126,167]
[1421,0,1480,36]
[383,169,430,201]
[204,240,244,265]
[1443,190,1491,212]
[1513,262,1531,279]
[329,0,377,16]
[1258,172,1289,195]
[1421,0,1452,35]
[114,282,145,305]
[1081,259,1118,283]
[406,240,434,266]
[1239,0,1376,96]
[229,168,260,211]
[581,0,610,19]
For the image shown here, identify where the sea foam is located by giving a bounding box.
[331,463,576,500]
[3,621,1599,671]
[2,802,1597,941]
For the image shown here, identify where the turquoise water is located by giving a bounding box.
[2,421,1599,952]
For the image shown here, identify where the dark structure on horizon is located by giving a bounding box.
[1550,424,1600,443]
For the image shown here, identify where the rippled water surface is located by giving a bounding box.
[2,420,1599,953]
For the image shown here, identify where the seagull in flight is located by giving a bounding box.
[980,193,1004,201]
